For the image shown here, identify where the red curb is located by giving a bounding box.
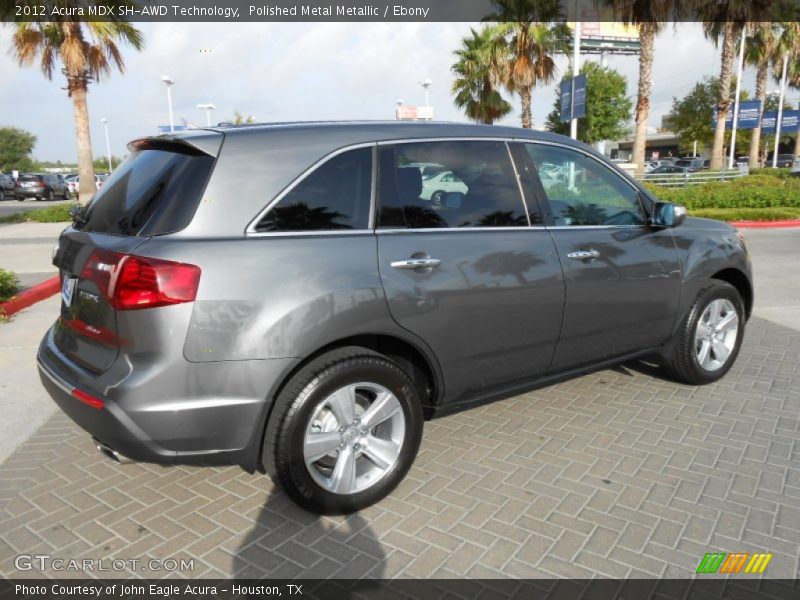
[0,276,60,317]
[730,220,800,229]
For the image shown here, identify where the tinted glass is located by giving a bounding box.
[75,146,214,236]
[377,141,527,229]
[526,144,645,226]
[255,147,372,232]
[19,175,41,183]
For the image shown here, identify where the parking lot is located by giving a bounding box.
[0,228,798,579]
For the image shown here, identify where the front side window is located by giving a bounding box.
[255,147,372,232]
[377,141,528,229]
[525,144,645,227]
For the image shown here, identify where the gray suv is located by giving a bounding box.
[38,122,752,513]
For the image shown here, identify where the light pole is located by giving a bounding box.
[100,118,112,173]
[420,79,432,120]
[773,53,789,168]
[197,103,216,127]
[162,75,175,132]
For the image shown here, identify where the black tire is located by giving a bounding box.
[431,190,444,204]
[263,346,424,514]
[46,189,55,201]
[663,280,745,385]
[63,186,70,200]
[0,189,4,201]
[17,196,24,202]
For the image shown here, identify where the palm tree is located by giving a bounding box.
[603,1,685,176]
[10,9,143,204]
[744,23,780,167]
[485,1,569,129]
[451,26,512,124]
[699,1,772,170]
[776,24,800,158]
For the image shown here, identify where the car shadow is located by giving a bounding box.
[233,485,386,591]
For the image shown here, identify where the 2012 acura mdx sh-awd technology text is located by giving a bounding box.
[38,122,753,513]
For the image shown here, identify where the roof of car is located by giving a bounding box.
[168,120,584,147]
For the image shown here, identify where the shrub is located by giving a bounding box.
[688,207,800,222]
[28,203,78,223]
[646,174,800,209]
[0,268,19,302]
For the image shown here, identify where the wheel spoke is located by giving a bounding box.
[708,300,722,326]
[304,431,341,463]
[711,340,730,364]
[695,321,711,339]
[716,312,738,333]
[697,339,711,367]
[362,435,400,471]
[327,385,356,426]
[330,447,356,493]
[361,391,401,429]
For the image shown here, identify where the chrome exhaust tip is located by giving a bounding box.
[93,438,133,464]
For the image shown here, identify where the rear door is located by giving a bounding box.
[375,140,565,404]
[519,142,682,372]
[52,138,219,373]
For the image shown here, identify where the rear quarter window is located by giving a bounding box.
[75,145,214,236]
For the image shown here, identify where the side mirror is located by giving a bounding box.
[651,202,687,228]
[68,205,83,223]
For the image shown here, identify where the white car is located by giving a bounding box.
[420,170,468,203]
[65,174,106,194]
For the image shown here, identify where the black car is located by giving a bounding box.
[767,154,795,168]
[0,173,15,201]
[14,173,71,201]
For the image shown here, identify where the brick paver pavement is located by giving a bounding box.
[1,317,798,579]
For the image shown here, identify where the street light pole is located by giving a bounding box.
[773,53,789,168]
[728,28,746,170]
[197,103,216,127]
[162,75,175,132]
[100,118,112,173]
[570,21,581,140]
[420,79,432,120]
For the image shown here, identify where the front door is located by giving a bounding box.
[375,140,565,404]
[519,142,682,372]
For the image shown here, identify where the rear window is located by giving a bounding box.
[19,175,42,182]
[75,145,214,236]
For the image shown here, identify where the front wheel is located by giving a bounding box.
[663,280,745,385]
[263,347,423,514]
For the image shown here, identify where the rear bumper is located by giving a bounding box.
[37,325,295,468]
[15,189,44,198]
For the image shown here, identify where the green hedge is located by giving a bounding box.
[688,207,800,222]
[0,268,18,302]
[645,174,800,209]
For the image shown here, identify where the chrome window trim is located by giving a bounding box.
[376,226,547,235]
[245,142,377,235]
[246,230,375,239]
[505,141,532,227]
[376,136,518,145]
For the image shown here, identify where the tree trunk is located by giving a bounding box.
[632,24,655,176]
[748,60,768,168]
[794,129,800,158]
[520,86,532,129]
[70,79,96,206]
[710,22,737,171]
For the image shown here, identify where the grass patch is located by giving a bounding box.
[0,268,19,302]
[688,207,800,222]
[0,202,78,225]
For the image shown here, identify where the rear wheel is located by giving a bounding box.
[663,280,745,385]
[263,346,423,514]
[63,186,70,199]
[46,189,55,201]
[431,190,445,204]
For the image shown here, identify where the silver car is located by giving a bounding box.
[39,122,752,513]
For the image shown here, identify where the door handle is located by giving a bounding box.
[566,249,600,260]
[390,257,441,270]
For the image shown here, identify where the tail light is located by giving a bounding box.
[80,250,200,310]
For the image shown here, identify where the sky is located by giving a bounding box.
[0,21,794,164]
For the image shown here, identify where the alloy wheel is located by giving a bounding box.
[694,298,739,371]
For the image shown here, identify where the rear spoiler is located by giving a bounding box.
[128,130,223,158]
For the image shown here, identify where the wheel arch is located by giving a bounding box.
[711,268,753,320]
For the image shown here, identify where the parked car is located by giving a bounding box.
[648,165,696,175]
[675,157,705,170]
[14,173,71,201]
[420,169,468,202]
[767,154,795,168]
[39,122,753,514]
[0,173,15,201]
[792,156,800,176]
[65,173,106,195]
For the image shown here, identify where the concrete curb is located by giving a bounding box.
[731,220,800,229]
[0,276,60,317]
